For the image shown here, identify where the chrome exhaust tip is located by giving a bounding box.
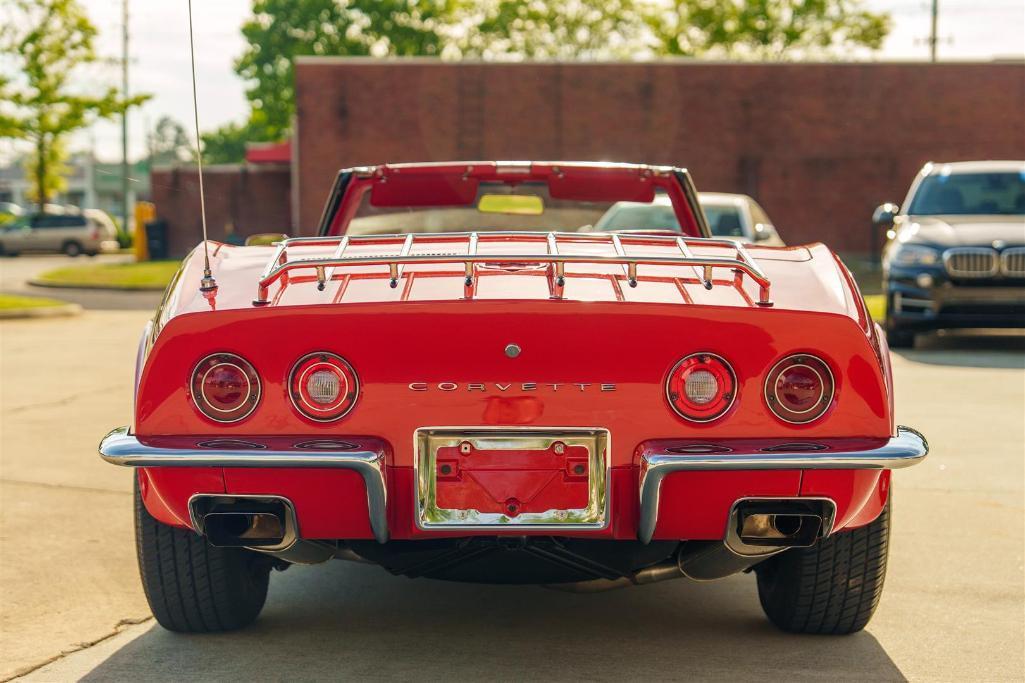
[189,495,297,550]
[738,511,822,546]
[727,498,836,555]
[203,510,287,547]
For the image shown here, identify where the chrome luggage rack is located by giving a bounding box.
[252,232,772,306]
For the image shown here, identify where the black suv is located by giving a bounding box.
[873,161,1025,348]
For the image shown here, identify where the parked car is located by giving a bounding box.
[0,210,119,256]
[100,161,926,636]
[874,160,1025,347]
[592,192,784,245]
[0,201,22,226]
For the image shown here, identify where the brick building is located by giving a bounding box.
[153,59,1025,256]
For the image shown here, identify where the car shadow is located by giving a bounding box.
[894,330,1025,369]
[78,561,906,681]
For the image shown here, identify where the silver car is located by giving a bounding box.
[0,210,120,257]
[592,192,785,245]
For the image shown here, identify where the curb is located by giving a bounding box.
[0,303,83,320]
[28,279,166,292]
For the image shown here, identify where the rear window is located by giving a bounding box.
[32,215,87,228]
[703,205,745,237]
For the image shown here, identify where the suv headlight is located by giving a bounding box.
[891,244,940,266]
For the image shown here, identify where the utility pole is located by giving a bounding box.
[929,0,939,62]
[121,0,130,234]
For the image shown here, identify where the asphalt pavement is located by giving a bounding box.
[0,254,162,310]
[1,311,1022,681]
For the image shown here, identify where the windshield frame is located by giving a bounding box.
[318,162,709,239]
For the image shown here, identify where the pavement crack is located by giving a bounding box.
[1,478,131,496]
[3,383,125,415]
[4,616,152,682]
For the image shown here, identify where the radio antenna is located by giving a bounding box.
[187,0,216,292]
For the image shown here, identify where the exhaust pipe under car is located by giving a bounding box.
[727,498,835,552]
[188,494,336,564]
[547,497,836,592]
[190,496,294,548]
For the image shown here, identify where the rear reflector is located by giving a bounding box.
[190,353,261,423]
[666,353,736,422]
[289,352,359,422]
[765,354,834,424]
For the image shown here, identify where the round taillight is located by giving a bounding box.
[190,353,260,423]
[289,352,359,422]
[666,353,737,422]
[765,354,834,424]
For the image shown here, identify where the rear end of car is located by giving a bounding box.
[101,229,926,635]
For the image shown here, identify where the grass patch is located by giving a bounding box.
[0,293,68,310]
[35,260,180,290]
[863,294,885,321]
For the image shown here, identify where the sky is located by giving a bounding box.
[2,0,1023,164]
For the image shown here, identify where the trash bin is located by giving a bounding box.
[145,220,168,260]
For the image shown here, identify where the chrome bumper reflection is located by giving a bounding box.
[98,426,389,543]
[637,426,929,544]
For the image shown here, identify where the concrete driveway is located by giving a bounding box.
[1,311,1022,681]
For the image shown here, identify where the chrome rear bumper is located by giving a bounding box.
[99,426,389,543]
[637,426,928,544]
[101,425,927,548]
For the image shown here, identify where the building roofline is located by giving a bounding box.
[295,56,1024,67]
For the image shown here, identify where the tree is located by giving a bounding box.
[457,0,648,59]
[645,0,891,59]
[232,0,450,143]
[149,116,193,165]
[200,107,279,165]
[0,0,149,210]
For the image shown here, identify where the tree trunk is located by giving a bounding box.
[36,135,48,212]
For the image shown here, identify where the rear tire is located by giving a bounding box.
[134,479,271,632]
[62,241,83,257]
[885,324,915,349]
[755,497,890,635]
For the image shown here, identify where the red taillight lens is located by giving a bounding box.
[666,353,736,422]
[289,353,359,421]
[765,354,834,424]
[190,353,261,423]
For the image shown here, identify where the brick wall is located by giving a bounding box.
[150,164,291,257]
[294,59,1025,252]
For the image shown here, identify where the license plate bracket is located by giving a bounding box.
[414,428,609,530]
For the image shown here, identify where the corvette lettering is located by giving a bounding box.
[408,382,616,392]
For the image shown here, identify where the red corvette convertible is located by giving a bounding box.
[100,161,927,635]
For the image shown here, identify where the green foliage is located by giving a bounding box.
[234,0,450,141]
[0,0,149,209]
[646,0,891,58]
[458,0,646,59]
[200,113,277,165]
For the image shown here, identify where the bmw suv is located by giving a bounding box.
[873,161,1025,348]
